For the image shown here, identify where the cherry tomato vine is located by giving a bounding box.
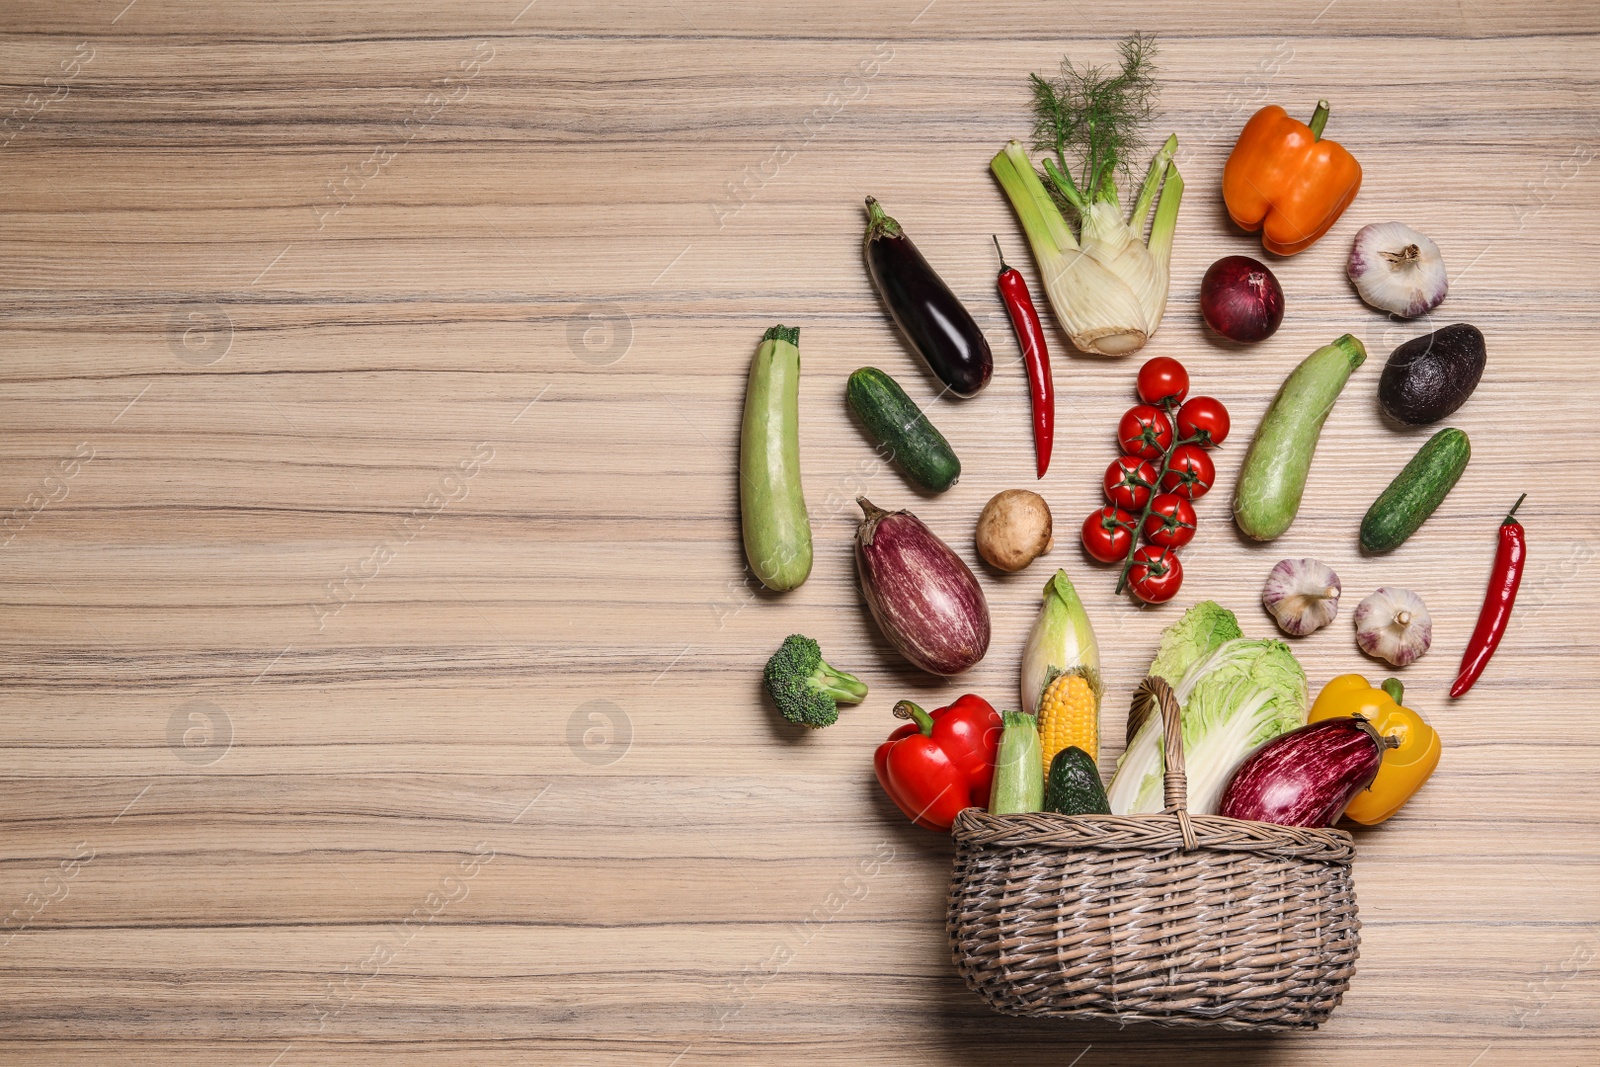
[1083,357,1230,604]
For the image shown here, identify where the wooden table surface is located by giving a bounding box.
[2,1,1598,1063]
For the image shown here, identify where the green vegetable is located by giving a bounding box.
[740,325,812,590]
[990,35,1183,356]
[987,711,1044,814]
[1360,428,1471,553]
[762,634,868,728]
[1106,601,1308,816]
[845,367,961,492]
[1148,599,1243,691]
[1044,746,1110,815]
[1233,334,1367,542]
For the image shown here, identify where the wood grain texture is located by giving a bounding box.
[1,0,1598,1063]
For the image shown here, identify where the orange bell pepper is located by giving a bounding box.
[1222,100,1362,256]
[1308,674,1439,825]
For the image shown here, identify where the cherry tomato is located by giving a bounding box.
[1126,545,1184,603]
[1103,456,1156,512]
[1160,444,1216,500]
[1081,506,1136,563]
[1136,357,1189,407]
[1143,493,1197,549]
[1117,404,1173,459]
[1176,396,1231,448]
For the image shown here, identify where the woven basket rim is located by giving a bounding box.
[951,808,1355,863]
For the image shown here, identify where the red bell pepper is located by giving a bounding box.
[874,695,1002,831]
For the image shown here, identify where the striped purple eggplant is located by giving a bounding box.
[1219,716,1393,828]
[855,497,990,676]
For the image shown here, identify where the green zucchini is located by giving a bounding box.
[739,325,812,591]
[1044,746,1110,816]
[845,367,960,492]
[987,711,1043,815]
[1233,334,1366,542]
[1360,428,1471,553]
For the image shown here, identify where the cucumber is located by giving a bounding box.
[739,325,812,591]
[1045,746,1110,816]
[1360,427,1471,553]
[845,367,960,492]
[1233,334,1367,541]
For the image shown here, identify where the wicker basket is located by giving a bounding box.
[947,677,1360,1030]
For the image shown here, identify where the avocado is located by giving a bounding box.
[1378,323,1486,425]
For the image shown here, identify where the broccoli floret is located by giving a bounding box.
[763,634,869,728]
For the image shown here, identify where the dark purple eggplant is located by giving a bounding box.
[854,497,989,675]
[1219,716,1395,828]
[863,198,993,398]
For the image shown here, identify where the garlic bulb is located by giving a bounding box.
[1262,558,1341,636]
[1354,587,1432,666]
[1348,222,1448,318]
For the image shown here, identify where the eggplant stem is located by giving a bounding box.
[856,496,889,523]
[864,196,902,239]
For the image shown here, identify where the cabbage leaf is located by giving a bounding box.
[1107,602,1308,816]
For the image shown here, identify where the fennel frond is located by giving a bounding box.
[993,35,1182,356]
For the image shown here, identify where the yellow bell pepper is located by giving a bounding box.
[1308,674,1439,825]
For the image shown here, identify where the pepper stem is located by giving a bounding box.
[1504,493,1527,524]
[991,234,1009,273]
[1308,100,1330,141]
[892,700,935,737]
[1381,678,1404,706]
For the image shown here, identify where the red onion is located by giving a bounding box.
[855,497,989,675]
[1200,255,1284,343]
[1219,716,1390,827]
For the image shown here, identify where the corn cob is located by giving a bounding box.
[1037,669,1098,770]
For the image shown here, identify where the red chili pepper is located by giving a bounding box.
[1451,494,1526,698]
[873,694,1002,831]
[993,237,1053,478]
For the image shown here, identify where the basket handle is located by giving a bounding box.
[1140,676,1197,849]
